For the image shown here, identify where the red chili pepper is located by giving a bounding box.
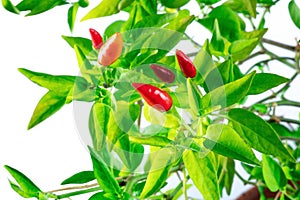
[176,49,197,78]
[132,83,172,112]
[89,28,103,50]
[98,32,123,66]
[150,64,175,83]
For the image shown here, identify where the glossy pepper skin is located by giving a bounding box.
[98,32,123,66]
[132,83,172,112]
[176,49,197,78]
[150,64,175,83]
[89,28,103,50]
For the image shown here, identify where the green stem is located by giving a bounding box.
[56,187,101,199]
[235,171,256,185]
[262,38,296,52]
[184,33,202,48]
[183,168,188,200]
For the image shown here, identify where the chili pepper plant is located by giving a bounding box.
[2,0,300,199]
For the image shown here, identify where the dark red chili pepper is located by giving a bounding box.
[176,49,197,78]
[89,28,103,50]
[150,64,175,83]
[98,32,123,66]
[132,83,172,112]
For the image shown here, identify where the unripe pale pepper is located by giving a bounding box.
[98,33,123,66]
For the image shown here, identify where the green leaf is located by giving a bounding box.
[89,147,122,195]
[198,5,245,42]
[68,3,79,32]
[229,38,259,61]
[18,68,76,95]
[187,78,202,116]
[183,151,220,200]
[2,0,19,14]
[140,0,157,15]
[61,171,95,185]
[160,0,190,8]
[270,123,295,138]
[89,102,110,151]
[262,154,287,192]
[144,104,180,128]
[210,19,229,56]
[203,59,232,92]
[224,158,235,195]
[62,35,97,58]
[129,135,172,147]
[5,165,41,198]
[196,0,221,5]
[140,147,175,198]
[73,45,98,85]
[118,0,134,10]
[104,20,125,39]
[16,0,67,16]
[81,0,121,21]
[201,72,255,112]
[228,108,295,162]
[288,0,300,29]
[28,91,66,129]
[89,192,116,200]
[193,41,215,83]
[204,124,260,165]
[224,0,257,18]
[248,73,289,95]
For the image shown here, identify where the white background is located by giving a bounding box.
[0,0,299,199]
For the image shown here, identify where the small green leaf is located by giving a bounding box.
[16,0,67,16]
[224,0,257,18]
[183,151,220,200]
[187,78,202,116]
[89,192,116,200]
[18,68,76,95]
[201,72,255,112]
[68,3,79,32]
[118,0,134,10]
[210,19,229,56]
[61,171,95,185]
[193,41,215,83]
[140,0,157,15]
[140,147,175,198]
[62,35,97,58]
[228,108,295,162]
[89,102,110,151]
[81,0,121,21]
[89,147,122,195]
[204,124,260,165]
[5,165,41,198]
[144,104,180,128]
[129,135,172,147]
[28,91,66,129]
[198,5,245,42]
[160,0,190,8]
[2,0,19,14]
[224,158,235,195]
[262,154,287,192]
[288,0,300,29]
[196,0,221,5]
[229,38,258,61]
[73,45,97,85]
[248,73,289,95]
[104,20,125,39]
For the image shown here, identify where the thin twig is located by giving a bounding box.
[46,182,99,193]
[262,38,297,52]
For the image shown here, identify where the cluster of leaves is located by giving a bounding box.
[3,0,300,199]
